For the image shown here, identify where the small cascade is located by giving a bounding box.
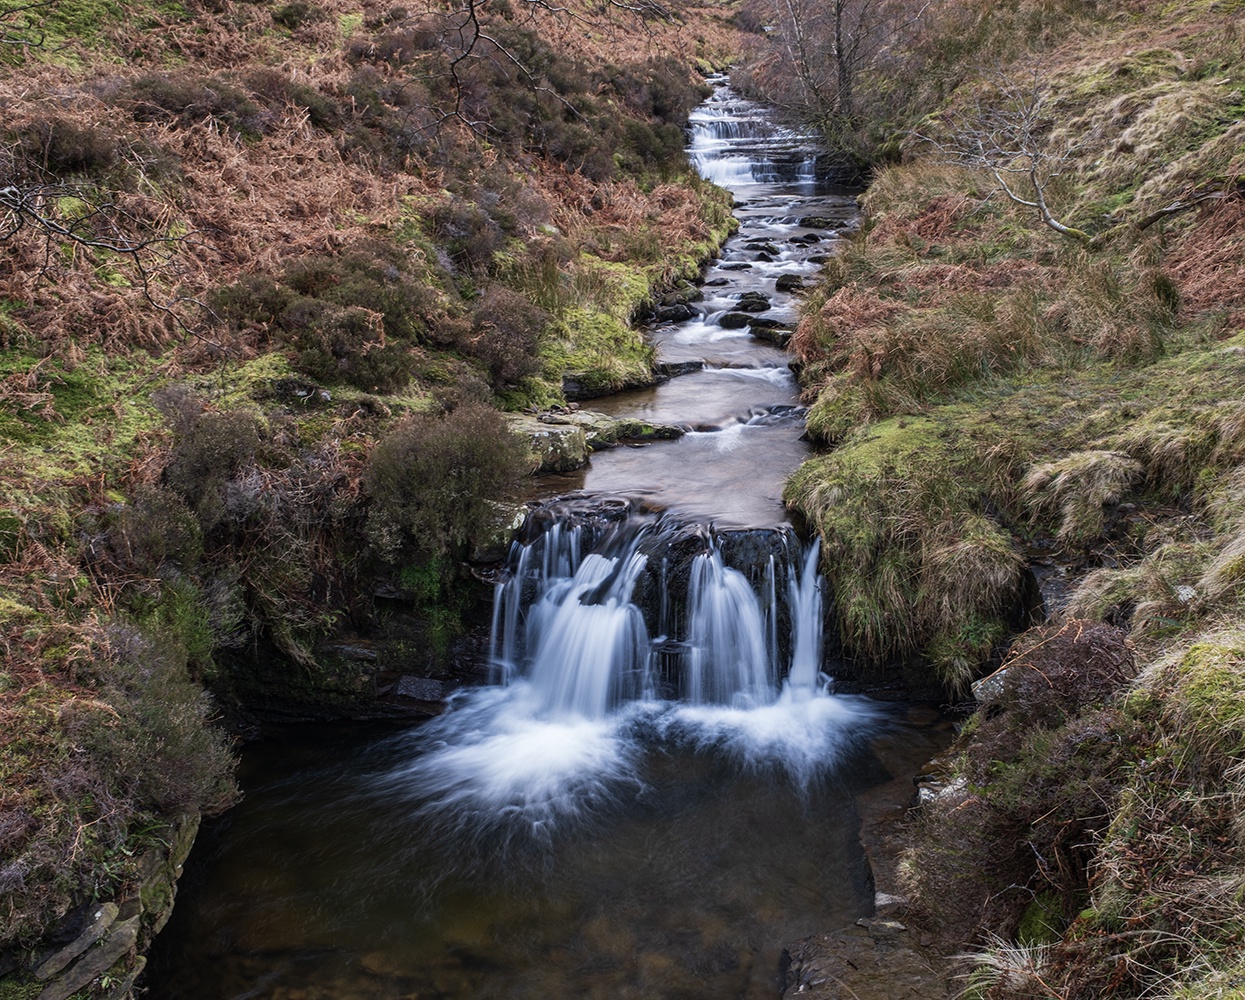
[784,538,825,697]
[688,79,823,190]
[492,504,829,719]
[684,545,774,708]
[524,549,652,719]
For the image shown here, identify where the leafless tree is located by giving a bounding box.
[754,0,930,127]
[920,70,1093,242]
[918,70,1237,245]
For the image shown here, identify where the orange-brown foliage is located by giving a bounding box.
[1167,198,1245,328]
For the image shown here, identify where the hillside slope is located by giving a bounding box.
[743,1,1245,996]
[0,2,743,995]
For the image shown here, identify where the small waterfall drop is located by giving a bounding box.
[490,505,839,723]
[785,538,826,697]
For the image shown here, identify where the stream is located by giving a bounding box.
[145,78,946,1000]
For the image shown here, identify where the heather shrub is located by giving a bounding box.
[271,0,324,29]
[282,251,433,341]
[467,285,549,388]
[209,251,436,388]
[164,408,261,533]
[128,73,263,136]
[286,300,415,392]
[363,403,531,560]
[244,67,340,129]
[611,56,709,125]
[14,118,120,178]
[903,621,1137,944]
[103,486,203,576]
[426,198,506,274]
[73,626,237,813]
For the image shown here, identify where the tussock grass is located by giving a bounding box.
[1024,450,1145,547]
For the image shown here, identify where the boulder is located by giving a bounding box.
[798,215,836,228]
[750,326,793,347]
[32,904,119,981]
[719,312,752,329]
[734,292,771,313]
[507,414,591,473]
[774,273,805,292]
[655,303,696,323]
[37,917,139,1000]
[720,262,753,271]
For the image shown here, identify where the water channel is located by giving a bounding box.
[146,78,943,1000]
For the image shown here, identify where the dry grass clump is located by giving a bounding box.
[1198,529,1245,608]
[1045,630,1245,1000]
[1167,199,1245,328]
[787,417,1024,689]
[1024,450,1144,548]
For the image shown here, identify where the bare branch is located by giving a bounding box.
[0,0,54,47]
[915,69,1092,243]
[0,179,227,353]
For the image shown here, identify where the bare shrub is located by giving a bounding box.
[363,403,531,560]
[164,408,262,533]
[467,284,549,389]
[1000,620,1136,727]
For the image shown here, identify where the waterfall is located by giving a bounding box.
[684,544,774,708]
[785,538,825,697]
[687,79,822,191]
[491,509,828,720]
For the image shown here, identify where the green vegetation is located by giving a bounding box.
[0,0,744,988]
[752,0,1245,994]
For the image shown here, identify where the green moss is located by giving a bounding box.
[0,973,43,1000]
[786,416,1023,688]
[1017,890,1066,947]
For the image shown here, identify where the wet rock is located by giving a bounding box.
[790,233,822,245]
[506,414,591,473]
[703,277,730,286]
[468,500,528,562]
[655,303,696,323]
[744,240,780,254]
[807,254,830,265]
[775,273,805,292]
[782,919,947,1000]
[750,326,792,348]
[719,312,752,329]
[656,360,705,379]
[661,284,704,306]
[754,251,776,262]
[395,675,445,701]
[799,215,837,229]
[720,262,753,271]
[38,916,139,1000]
[747,316,790,330]
[33,904,119,981]
[970,665,1008,704]
[735,292,771,313]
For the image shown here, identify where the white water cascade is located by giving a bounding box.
[490,511,835,720]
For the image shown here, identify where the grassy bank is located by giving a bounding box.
[758,0,1245,994]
